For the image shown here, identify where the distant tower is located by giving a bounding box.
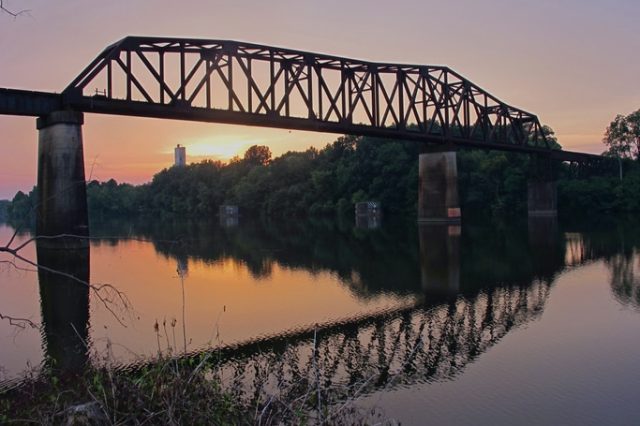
[174,144,186,167]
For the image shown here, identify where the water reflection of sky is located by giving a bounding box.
[0,223,417,377]
[1,217,640,425]
[364,260,640,425]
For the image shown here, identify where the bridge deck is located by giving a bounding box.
[0,87,601,162]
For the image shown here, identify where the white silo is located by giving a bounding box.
[174,144,186,167]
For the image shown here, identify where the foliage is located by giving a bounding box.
[541,125,561,150]
[243,144,272,166]
[6,187,38,227]
[87,179,142,216]
[458,150,530,216]
[6,128,640,222]
[0,200,8,221]
[1,359,247,424]
[603,109,640,160]
[1,339,389,424]
[558,162,640,213]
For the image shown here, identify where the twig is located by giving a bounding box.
[2,247,132,327]
[0,312,38,329]
[313,326,322,423]
[0,259,37,273]
[257,395,273,425]
[0,0,29,18]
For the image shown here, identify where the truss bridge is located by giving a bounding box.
[0,36,610,230]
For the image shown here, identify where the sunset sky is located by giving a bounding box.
[1,0,638,199]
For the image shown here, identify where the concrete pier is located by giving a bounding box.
[528,156,557,217]
[418,150,461,223]
[36,111,88,239]
[527,181,557,217]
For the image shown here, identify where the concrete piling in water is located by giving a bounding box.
[36,110,88,240]
[418,149,461,223]
[527,181,557,217]
[528,156,557,218]
[355,201,381,229]
[34,110,90,372]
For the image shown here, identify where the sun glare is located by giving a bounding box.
[170,134,263,161]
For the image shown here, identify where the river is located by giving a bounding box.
[1,214,639,424]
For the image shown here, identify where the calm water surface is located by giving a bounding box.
[1,215,639,425]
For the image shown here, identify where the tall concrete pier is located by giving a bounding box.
[36,111,88,239]
[418,149,461,223]
[528,156,557,217]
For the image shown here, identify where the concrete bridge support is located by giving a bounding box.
[418,149,461,223]
[36,111,88,239]
[528,156,557,217]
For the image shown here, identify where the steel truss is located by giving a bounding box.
[64,36,552,153]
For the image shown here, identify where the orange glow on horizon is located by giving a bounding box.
[170,133,266,161]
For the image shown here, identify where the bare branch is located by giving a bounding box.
[1,241,134,328]
[0,312,38,329]
[0,0,29,18]
[0,259,37,273]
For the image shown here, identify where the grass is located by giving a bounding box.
[1,356,247,425]
[0,344,395,425]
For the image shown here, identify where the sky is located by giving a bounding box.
[0,0,638,199]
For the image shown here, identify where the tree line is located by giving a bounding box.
[4,112,640,223]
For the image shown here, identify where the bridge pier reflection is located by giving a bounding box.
[355,214,381,229]
[36,238,90,373]
[36,110,88,238]
[418,148,461,223]
[419,223,461,298]
[528,215,562,281]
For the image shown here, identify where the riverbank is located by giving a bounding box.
[1,348,388,424]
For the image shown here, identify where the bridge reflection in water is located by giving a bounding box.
[29,216,639,406]
[197,219,561,405]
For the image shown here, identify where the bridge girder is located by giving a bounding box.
[63,36,549,149]
[0,36,607,161]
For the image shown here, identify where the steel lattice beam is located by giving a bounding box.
[63,36,549,149]
[0,36,608,161]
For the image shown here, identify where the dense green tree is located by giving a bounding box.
[6,126,640,224]
[0,200,9,221]
[603,109,640,160]
[243,145,272,166]
[6,188,37,225]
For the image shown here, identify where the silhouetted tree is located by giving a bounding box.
[603,109,640,160]
[8,124,640,221]
[243,145,272,166]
